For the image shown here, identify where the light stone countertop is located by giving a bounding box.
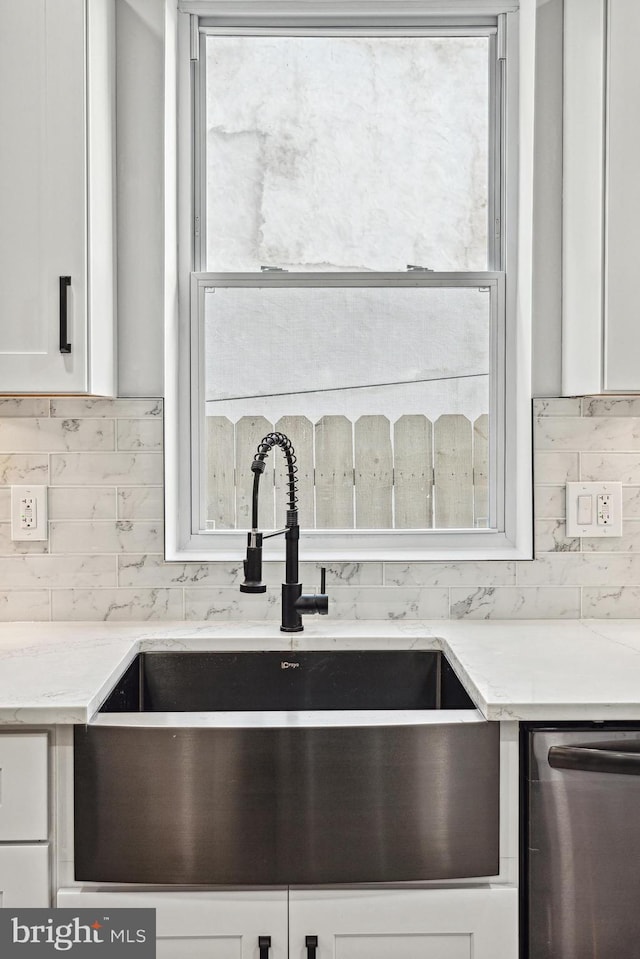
[0,619,639,724]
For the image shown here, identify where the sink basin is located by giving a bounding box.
[74,649,499,886]
[99,649,476,712]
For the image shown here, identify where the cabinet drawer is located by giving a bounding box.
[0,733,48,840]
[0,845,49,907]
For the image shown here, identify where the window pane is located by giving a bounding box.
[204,35,490,272]
[203,285,492,530]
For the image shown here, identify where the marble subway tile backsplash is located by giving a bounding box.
[51,451,163,487]
[449,586,581,620]
[1,396,640,621]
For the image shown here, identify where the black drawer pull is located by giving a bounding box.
[59,275,72,354]
[259,935,271,959]
[306,935,318,959]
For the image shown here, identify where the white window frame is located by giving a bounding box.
[164,0,535,562]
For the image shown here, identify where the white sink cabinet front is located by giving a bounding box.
[57,887,517,959]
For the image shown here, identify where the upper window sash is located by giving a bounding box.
[192,17,505,275]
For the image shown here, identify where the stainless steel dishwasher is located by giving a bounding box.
[525,724,640,959]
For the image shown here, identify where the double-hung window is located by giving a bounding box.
[166,1,534,561]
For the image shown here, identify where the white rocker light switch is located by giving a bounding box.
[566,482,622,538]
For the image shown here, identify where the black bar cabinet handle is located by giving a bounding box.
[59,275,72,354]
[549,744,640,777]
[258,935,271,958]
[305,935,318,959]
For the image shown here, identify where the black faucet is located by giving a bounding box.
[239,432,328,632]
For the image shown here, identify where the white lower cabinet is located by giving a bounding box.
[0,846,49,907]
[0,733,48,841]
[57,886,517,959]
[289,888,517,959]
[0,733,49,906]
[57,890,289,959]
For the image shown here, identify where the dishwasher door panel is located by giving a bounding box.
[528,729,640,959]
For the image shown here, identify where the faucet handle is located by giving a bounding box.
[294,568,329,617]
[315,567,328,615]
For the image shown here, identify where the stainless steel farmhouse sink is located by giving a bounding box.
[74,650,499,886]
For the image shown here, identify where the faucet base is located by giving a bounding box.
[281,581,303,632]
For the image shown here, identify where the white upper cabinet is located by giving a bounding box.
[0,0,115,395]
[603,0,640,390]
[563,0,640,395]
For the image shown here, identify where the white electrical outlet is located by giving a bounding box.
[566,482,623,537]
[11,486,48,541]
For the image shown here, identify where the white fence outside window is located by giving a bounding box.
[206,412,489,531]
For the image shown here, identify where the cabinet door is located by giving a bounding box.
[57,889,288,959]
[0,733,48,840]
[0,0,87,392]
[289,888,517,959]
[604,0,640,391]
[0,846,49,907]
